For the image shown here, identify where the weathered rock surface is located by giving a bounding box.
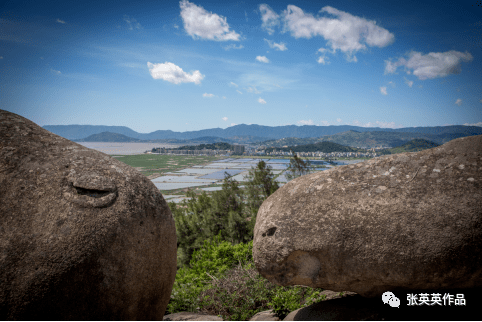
[0,109,177,320]
[253,135,482,298]
[248,309,280,321]
[163,312,223,321]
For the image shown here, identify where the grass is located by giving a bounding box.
[166,236,334,321]
[110,154,225,176]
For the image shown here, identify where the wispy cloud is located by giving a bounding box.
[281,5,395,62]
[297,119,314,125]
[259,4,280,35]
[174,24,179,29]
[264,38,287,51]
[223,44,244,50]
[317,48,330,64]
[229,81,238,87]
[246,86,261,94]
[50,69,61,75]
[352,120,403,128]
[147,61,204,84]
[380,86,387,95]
[203,93,215,97]
[222,116,228,121]
[222,96,226,99]
[388,81,395,87]
[231,123,237,126]
[180,0,241,41]
[384,50,473,80]
[236,89,243,94]
[455,98,462,106]
[404,77,414,88]
[464,122,482,127]
[256,55,270,63]
[56,19,66,24]
[123,15,142,30]
[337,118,342,123]
[258,97,267,104]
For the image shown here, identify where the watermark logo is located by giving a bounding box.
[382,291,400,308]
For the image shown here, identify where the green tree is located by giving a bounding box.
[171,190,215,268]
[284,150,316,181]
[210,172,251,245]
[243,161,280,226]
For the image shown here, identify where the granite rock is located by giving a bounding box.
[0,109,177,320]
[253,135,482,298]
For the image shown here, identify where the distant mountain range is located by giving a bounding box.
[42,123,482,148]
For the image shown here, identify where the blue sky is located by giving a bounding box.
[1,0,481,133]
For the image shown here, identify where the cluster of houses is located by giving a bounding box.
[266,150,380,158]
[147,144,389,158]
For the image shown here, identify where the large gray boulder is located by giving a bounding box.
[0,109,177,320]
[253,135,482,298]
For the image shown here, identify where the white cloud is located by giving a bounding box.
[297,119,314,125]
[203,93,215,97]
[281,5,394,61]
[229,82,238,87]
[56,19,66,24]
[352,120,403,128]
[246,86,261,94]
[317,56,329,64]
[404,77,414,88]
[464,122,482,127]
[264,38,287,51]
[222,117,228,121]
[384,50,473,80]
[317,48,330,64]
[236,89,243,94]
[123,15,142,30]
[388,81,395,87]
[258,97,267,104]
[50,69,61,75]
[259,4,280,35]
[223,44,244,50]
[223,96,226,99]
[455,98,463,106]
[319,121,330,126]
[380,86,387,95]
[256,55,270,63]
[147,61,204,84]
[174,24,179,29]
[180,0,241,41]
[231,123,237,126]
[336,118,342,123]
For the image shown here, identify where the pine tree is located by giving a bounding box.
[244,160,280,219]
[284,150,316,181]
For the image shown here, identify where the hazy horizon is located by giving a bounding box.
[2,0,481,132]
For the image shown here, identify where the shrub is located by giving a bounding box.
[166,233,328,320]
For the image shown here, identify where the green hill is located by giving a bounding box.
[74,132,142,142]
[378,139,440,155]
[173,142,233,151]
[265,141,362,153]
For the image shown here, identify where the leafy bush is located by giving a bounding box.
[268,286,326,319]
[166,233,327,320]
